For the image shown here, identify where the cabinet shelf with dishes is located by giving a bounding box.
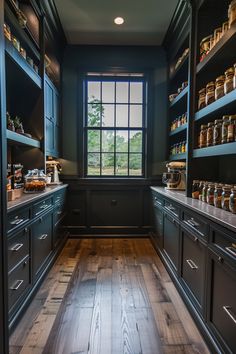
[6,129,41,148]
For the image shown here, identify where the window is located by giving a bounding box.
[84,74,147,177]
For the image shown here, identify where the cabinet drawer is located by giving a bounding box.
[209,254,236,353]
[164,200,180,218]
[8,257,30,310]
[54,189,66,206]
[182,210,208,239]
[7,208,30,234]
[211,226,236,262]
[33,197,53,218]
[152,192,164,208]
[163,212,180,271]
[8,227,30,272]
[54,204,64,226]
[32,213,52,276]
[181,230,206,312]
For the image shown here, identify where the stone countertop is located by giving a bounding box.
[7,184,68,212]
[151,186,236,233]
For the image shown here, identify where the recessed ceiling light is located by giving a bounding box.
[114,17,124,25]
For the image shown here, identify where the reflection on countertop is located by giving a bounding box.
[151,186,236,233]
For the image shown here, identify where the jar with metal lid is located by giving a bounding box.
[198,181,205,201]
[224,67,234,94]
[213,27,222,46]
[192,180,200,199]
[213,119,222,145]
[207,122,214,147]
[222,116,230,144]
[229,187,236,213]
[227,115,236,142]
[199,124,207,148]
[228,0,236,28]
[215,75,225,100]
[214,184,223,208]
[202,182,209,203]
[198,88,206,110]
[221,185,233,211]
[206,82,215,105]
[207,183,215,205]
[200,35,211,62]
[222,21,229,36]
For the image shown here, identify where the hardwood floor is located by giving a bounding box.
[10,238,210,354]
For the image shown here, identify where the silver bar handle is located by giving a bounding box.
[40,204,49,209]
[10,279,24,290]
[10,218,24,225]
[225,246,236,258]
[57,211,62,215]
[186,218,200,228]
[10,243,24,252]
[223,306,236,324]
[186,259,198,270]
[39,234,48,240]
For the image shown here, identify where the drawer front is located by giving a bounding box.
[163,213,180,270]
[153,204,164,249]
[33,197,53,218]
[211,226,236,262]
[54,204,64,226]
[7,208,30,234]
[182,210,208,239]
[8,257,30,310]
[8,228,30,271]
[181,230,206,310]
[54,189,66,206]
[164,200,180,219]
[32,213,52,276]
[152,192,164,208]
[210,255,236,353]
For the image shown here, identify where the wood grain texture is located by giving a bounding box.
[10,238,210,354]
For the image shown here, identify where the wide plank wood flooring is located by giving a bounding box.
[10,238,210,354]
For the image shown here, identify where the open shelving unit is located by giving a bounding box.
[6,129,41,148]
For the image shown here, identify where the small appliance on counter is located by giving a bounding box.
[46,160,62,184]
[162,161,186,190]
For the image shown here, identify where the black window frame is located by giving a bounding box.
[83,74,148,178]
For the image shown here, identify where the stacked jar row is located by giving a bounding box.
[198,65,236,111]
[192,180,236,213]
[198,115,236,148]
[170,141,187,156]
[170,113,187,132]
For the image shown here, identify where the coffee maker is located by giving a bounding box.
[162,161,186,190]
[46,160,62,184]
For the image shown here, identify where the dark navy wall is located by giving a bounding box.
[61,45,168,177]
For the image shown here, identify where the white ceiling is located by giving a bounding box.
[54,0,179,45]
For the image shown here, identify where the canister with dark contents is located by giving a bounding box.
[206,81,215,105]
[224,67,234,94]
[227,115,236,142]
[215,75,225,100]
[229,187,236,213]
[198,88,206,110]
[214,184,223,208]
[221,185,233,211]
[192,180,200,199]
[207,122,214,147]
[222,116,230,144]
[198,181,205,201]
[213,119,222,145]
[207,183,215,205]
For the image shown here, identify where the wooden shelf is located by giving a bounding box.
[5,39,41,89]
[170,55,189,81]
[195,89,236,122]
[170,86,188,108]
[169,124,187,136]
[169,152,187,161]
[7,129,41,148]
[193,142,236,158]
[197,22,236,75]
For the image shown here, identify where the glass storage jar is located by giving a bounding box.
[199,124,207,148]
[214,184,223,208]
[202,182,209,203]
[222,116,230,143]
[215,75,225,100]
[206,81,215,105]
[213,119,222,145]
[229,187,236,213]
[24,169,46,193]
[4,23,11,41]
[207,122,214,147]
[224,67,234,94]
[227,115,236,142]
[198,181,205,201]
[213,27,222,46]
[228,0,236,28]
[198,88,206,110]
[221,185,233,211]
[192,180,200,199]
[222,21,229,35]
[200,35,212,62]
[207,183,215,205]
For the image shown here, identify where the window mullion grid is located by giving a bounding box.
[100,81,102,176]
[114,81,117,176]
[128,81,130,176]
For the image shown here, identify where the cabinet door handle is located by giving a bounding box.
[40,204,49,209]
[10,243,24,252]
[57,211,62,215]
[154,198,162,206]
[10,218,24,225]
[39,234,48,240]
[223,306,236,324]
[166,205,176,212]
[186,259,198,270]
[10,279,24,290]
[225,246,236,258]
[185,218,200,228]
